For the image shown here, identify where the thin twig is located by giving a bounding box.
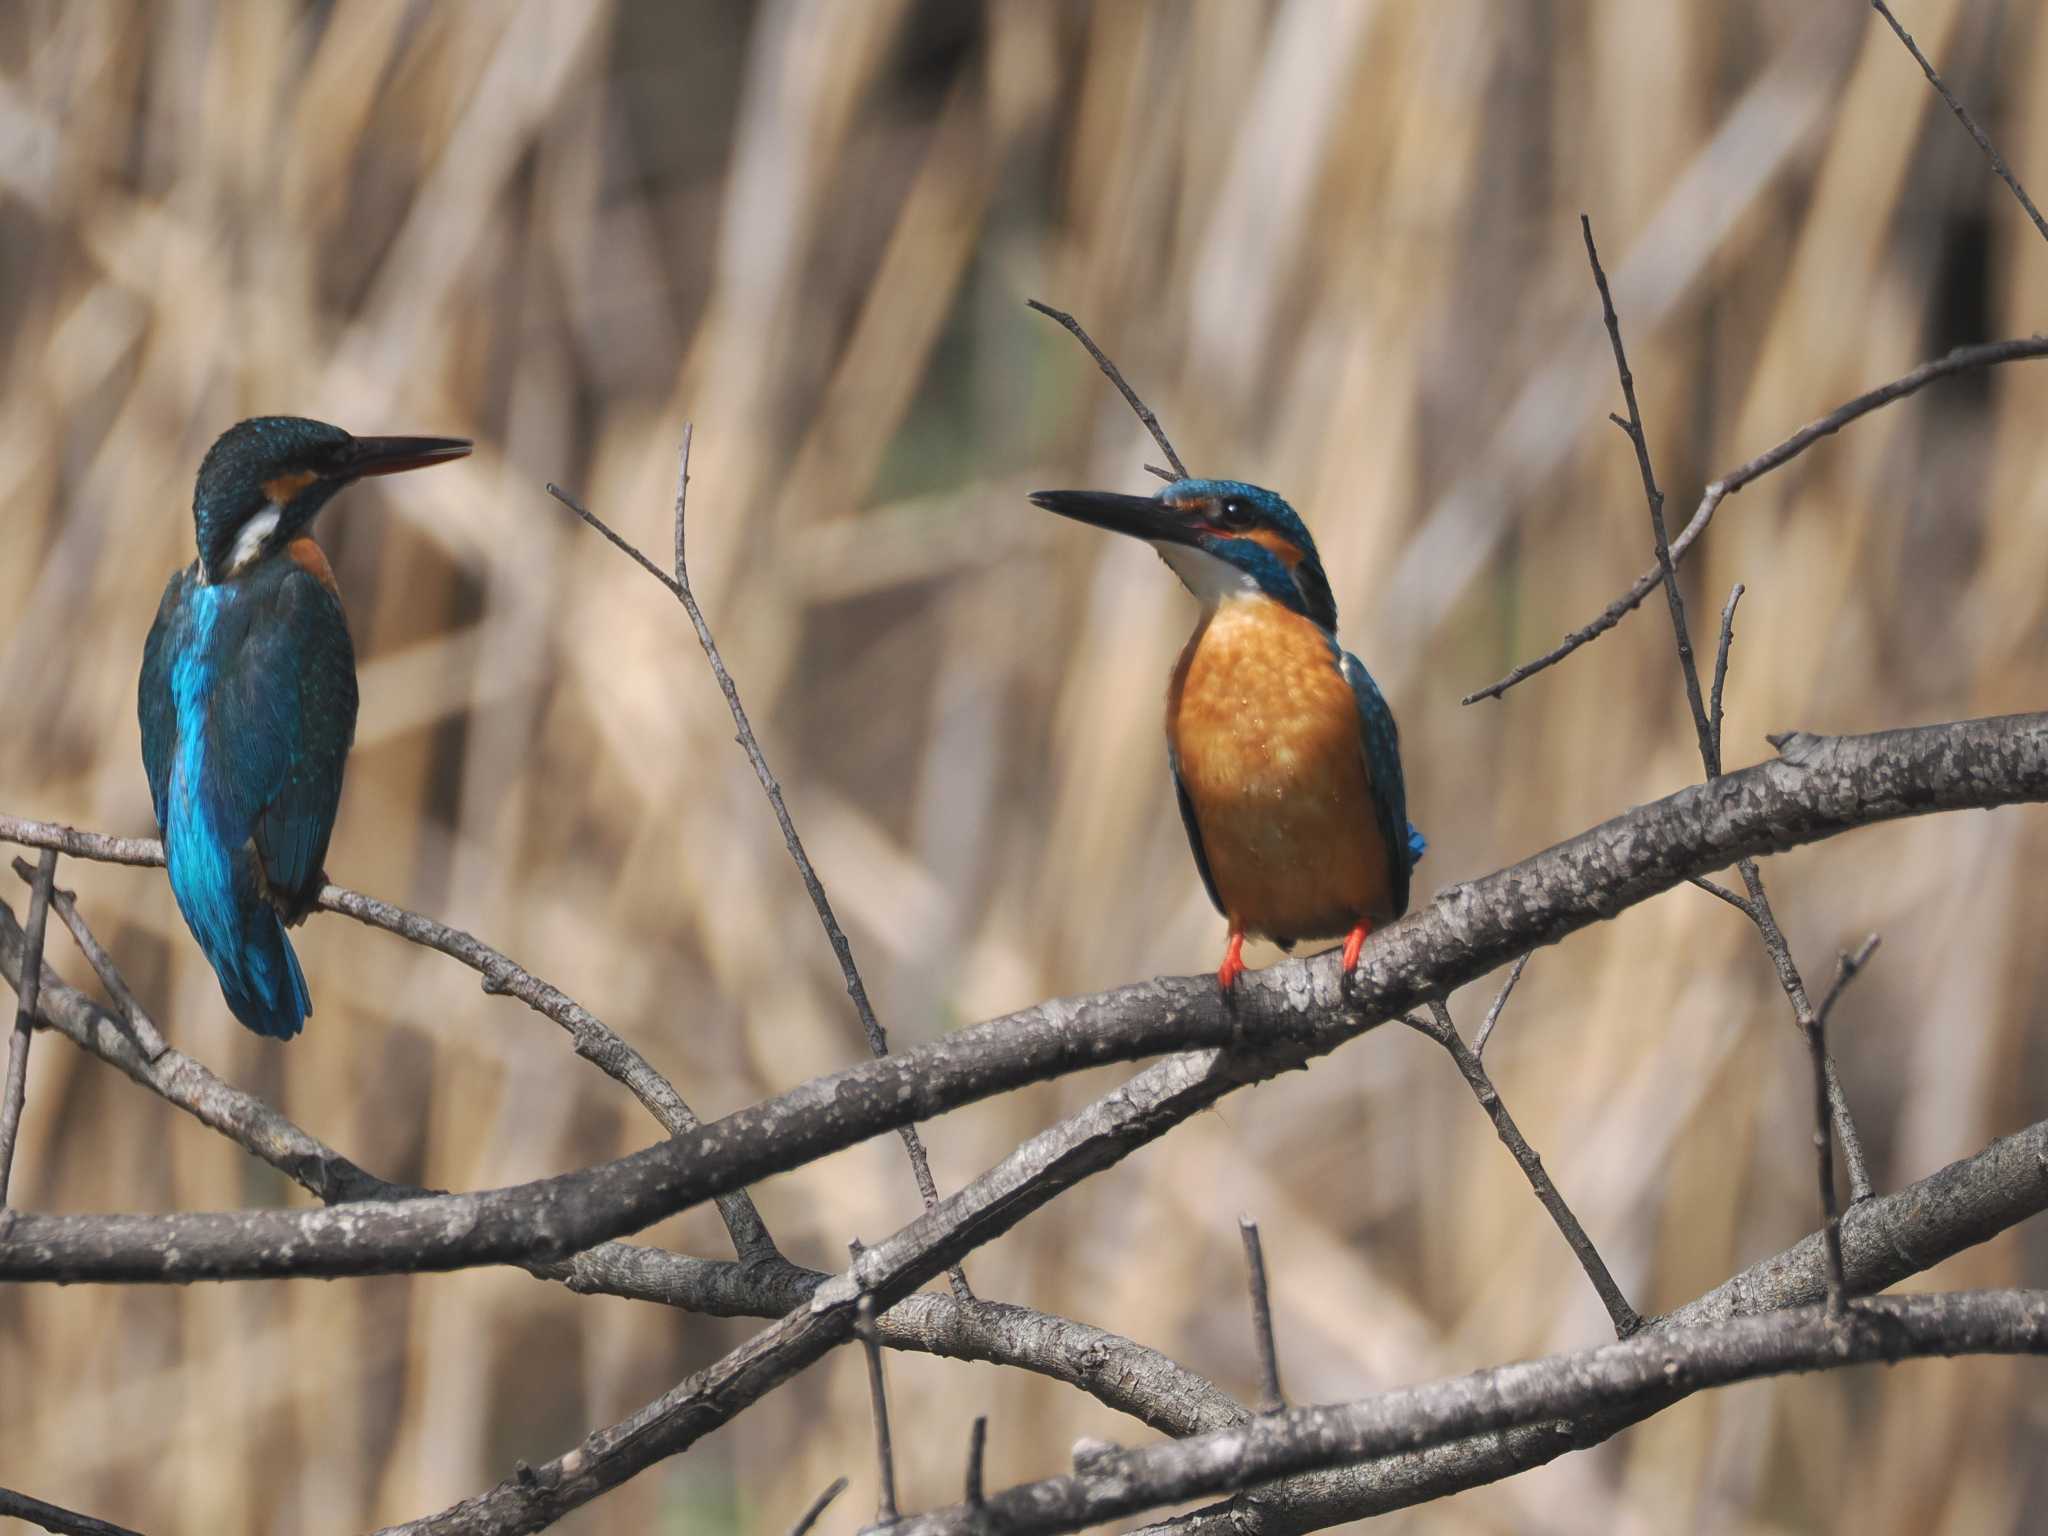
[0,837,782,1262]
[1471,953,1531,1061]
[3,885,1245,1446]
[1581,217,1875,1206]
[855,1288,900,1525]
[1871,0,2048,246]
[1237,1216,1285,1414]
[0,1484,148,1536]
[1026,300,1189,479]
[549,440,968,1299]
[1687,876,1756,919]
[787,1478,849,1536]
[0,848,55,1206]
[1412,1002,1641,1337]
[1810,934,1881,1316]
[1462,335,2048,704]
[1708,583,1745,768]
[966,1417,989,1507]
[1583,214,1716,770]
[1734,858,1875,1202]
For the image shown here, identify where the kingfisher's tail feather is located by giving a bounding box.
[1407,823,1428,867]
[167,827,313,1038]
[216,904,312,1039]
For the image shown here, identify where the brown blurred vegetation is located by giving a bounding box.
[4,2,2047,1532]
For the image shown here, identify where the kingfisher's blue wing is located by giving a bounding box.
[138,568,194,832]
[1337,647,1418,920]
[209,567,358,920]
[1166,744,1226,920]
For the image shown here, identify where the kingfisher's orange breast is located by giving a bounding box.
[1168,596,1391,944]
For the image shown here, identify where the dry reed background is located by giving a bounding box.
[3,2,2046,1532]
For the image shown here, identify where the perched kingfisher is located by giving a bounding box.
[138,417,470,1037]
[1030,479,1424,991]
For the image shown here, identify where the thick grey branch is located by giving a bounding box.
[0,895,1238,1439]
[895,1291,2048,1536]
[2,711,2046,1282]
[1133,1114,2048,1536]
[0,818,776,1259]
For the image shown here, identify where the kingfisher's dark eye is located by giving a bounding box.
[1217,498,1254,531]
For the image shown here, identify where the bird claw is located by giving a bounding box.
[1216,932,1247,994]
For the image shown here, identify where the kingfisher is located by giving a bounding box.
[138,417,470,1037]
[1030,479,1424,992]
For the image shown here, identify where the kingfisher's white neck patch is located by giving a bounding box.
[1154,541,1261,607]
[225,504,283,576]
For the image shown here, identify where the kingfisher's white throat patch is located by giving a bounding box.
[226,505,283,576]
[1154,540,1261,606]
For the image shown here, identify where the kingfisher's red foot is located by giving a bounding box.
[1216,931,1247,992]
[1341,920,1373,973]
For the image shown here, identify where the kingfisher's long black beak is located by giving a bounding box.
[1028,489,1197,546]
[344,435,473,479]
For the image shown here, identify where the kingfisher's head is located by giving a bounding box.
[192,416,472,583]
[1028,477,1338,630]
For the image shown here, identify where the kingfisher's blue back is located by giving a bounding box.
[138,416,469,1038]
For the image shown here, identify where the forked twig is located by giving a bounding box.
[1027,300,1189,480]
[547,431,969,1300]
[1461,336,2048,705]
[1578,215,1874,1204]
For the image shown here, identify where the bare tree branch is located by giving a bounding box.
[547,436,966,1300]
[1461,336,2048,705]
[1579,218,1874,1201]
[0,1485,147,1536]
[1581,214,1714,770]
[4,710,2047,1283]
[0,883,1243,1440]
[0,848,54,1205]
[1409,1002,1640,1337]
[893,1291,2048,1536]
[1871,0,2048,246]
[1026,300,1189,480]
[1138,1110,2048,1536]
[0,829,779,1262]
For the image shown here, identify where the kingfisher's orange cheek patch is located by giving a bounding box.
[1245,529,1304,567]
[262,469,319,505]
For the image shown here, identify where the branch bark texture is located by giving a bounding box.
[3,711,2046,1282]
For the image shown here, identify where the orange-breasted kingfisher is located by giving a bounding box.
[1030,479,1424,991]
[138,417,471,1037]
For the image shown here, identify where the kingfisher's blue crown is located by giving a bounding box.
[1157,478,1340,632]
[192,417,355,579]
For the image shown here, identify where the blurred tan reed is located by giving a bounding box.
[3,2,2046,1532]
